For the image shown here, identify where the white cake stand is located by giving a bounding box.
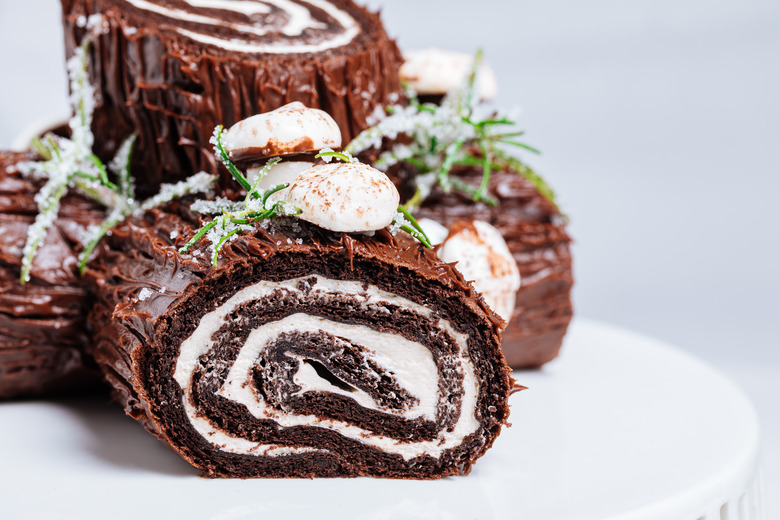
[0,319,763,519]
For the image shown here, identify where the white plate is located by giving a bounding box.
[0,319,761,520]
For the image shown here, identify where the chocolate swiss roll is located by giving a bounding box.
[84,207,512,478]
[0,151,104,399]
[61,0,404,198]
[413,165,573,369]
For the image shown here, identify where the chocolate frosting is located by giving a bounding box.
[61,0,404,198]
[0,150,105,399]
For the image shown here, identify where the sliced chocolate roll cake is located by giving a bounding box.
[84,208,512,478]
[414,165,573,369]
[0,151,104,398]
[61,0,404,197]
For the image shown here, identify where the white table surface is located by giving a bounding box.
[0,319,762,520]
[0,1,777,517]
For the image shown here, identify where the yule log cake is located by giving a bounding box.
[85,209,512,478]
[349,48,573,368]
[61,0,404,198]
[83,105,513,478]
[416,166,573,369]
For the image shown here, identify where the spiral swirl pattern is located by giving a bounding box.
[174,275,480,461]
[122,0,360,53]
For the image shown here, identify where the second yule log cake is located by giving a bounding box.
[60,0,404,197]
[0,151,104,398]
[83,105,513,478]
[349,48,573,368]
[416,167,573,369]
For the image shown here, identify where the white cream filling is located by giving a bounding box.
[123,0,360,54]
[174,275,481,460]
[226,314,438,419]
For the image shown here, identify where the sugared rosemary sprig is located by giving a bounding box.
[346,50,560,212]
[15,36,216,282]
[181,128,301,265]
[392,205,432,249]
[15,36,113,283]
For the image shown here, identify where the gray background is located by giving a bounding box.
[1,0,778,515]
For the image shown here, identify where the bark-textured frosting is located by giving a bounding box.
[0,151,105,399]
[61,0,404,198]
[410,165,573,369]
[85,206,512,478]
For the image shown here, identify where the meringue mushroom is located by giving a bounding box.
[437,220,521,324]
[246,161,312,205]
[286,163,399,232]
[400,48,498,101]
[416,218,450,246]
[222,102,341,162]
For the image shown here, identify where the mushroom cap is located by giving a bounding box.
[286,163,400,232]
[438,220,521,323]
[400,48,498,101]
[223,102,341,162]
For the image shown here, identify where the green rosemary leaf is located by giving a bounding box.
[476,118,516,128]
[261,183,288,207]
[73,170,101,182]
[17,34,216,281]
[88,153,116,190]
[400,224,432,249]
[31,137,52,161]
[499,140,542,154]
[399,155,429,172]
[138,171,216,213]
[487,131,527,139]
[47,136,62,161]
[117,137,135,198]
[461,49,483,116]
[212,226,243,266]
[475,139,492,202]
[403,188,424,212]
[211,125,251,192]
[449,178,499,207]
[437,140,466,191]
[246,157,282,203]
[316,150,349,163]
[315,149,359,164]
[452,155,486,167]
[179,219,218,254]
[77,211,123,274]
[395,205,432,248]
